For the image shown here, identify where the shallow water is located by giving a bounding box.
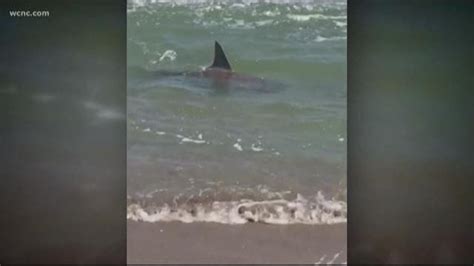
[127,0,347,224]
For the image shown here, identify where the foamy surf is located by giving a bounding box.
[128,0,347,43]
[314,251,345,265]
[129,0,346,6]
[286,13,346,22]
[127,191,346,225]
[315,35,347,42]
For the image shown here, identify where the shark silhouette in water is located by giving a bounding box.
[128,41,283,93]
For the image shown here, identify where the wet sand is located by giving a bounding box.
[128,220,346,264]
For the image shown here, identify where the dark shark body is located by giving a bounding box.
[128,41,283,93]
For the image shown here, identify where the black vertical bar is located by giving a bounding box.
[0,0,126,263]
[348,0,474,264]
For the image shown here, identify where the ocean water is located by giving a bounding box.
[127,0,347,224]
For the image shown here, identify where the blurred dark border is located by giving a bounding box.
[348,0,473,264]
[0,0,126,264]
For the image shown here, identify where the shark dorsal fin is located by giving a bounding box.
[209,41,232,70]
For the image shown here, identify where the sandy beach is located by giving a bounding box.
[128,221,346,264]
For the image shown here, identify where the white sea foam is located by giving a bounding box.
[181,137,206,144]
[128,191,346,225]
[176,133,207,144]
[251,143,264,152]
[334,21,347,27]
[228,19,255,29]
[315,35,346,42]
[287,14,346,22]
[315,255,327,265]
[263,10,281,17]
[233,142,243,151]
[327,252,341,264]
[254,19,274,27]
[314,251,344,265]
[229,3,246,8]
[159,50,177,62]
[129,0,343,6]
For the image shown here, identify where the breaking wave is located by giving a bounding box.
[129,0,345,6]
[128,0,346,45]
[127,189,346,225]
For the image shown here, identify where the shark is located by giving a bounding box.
[128,41,283,93]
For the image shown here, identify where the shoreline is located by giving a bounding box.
[128,220,346,264]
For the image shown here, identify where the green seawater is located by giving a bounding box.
[127,0,347,202]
